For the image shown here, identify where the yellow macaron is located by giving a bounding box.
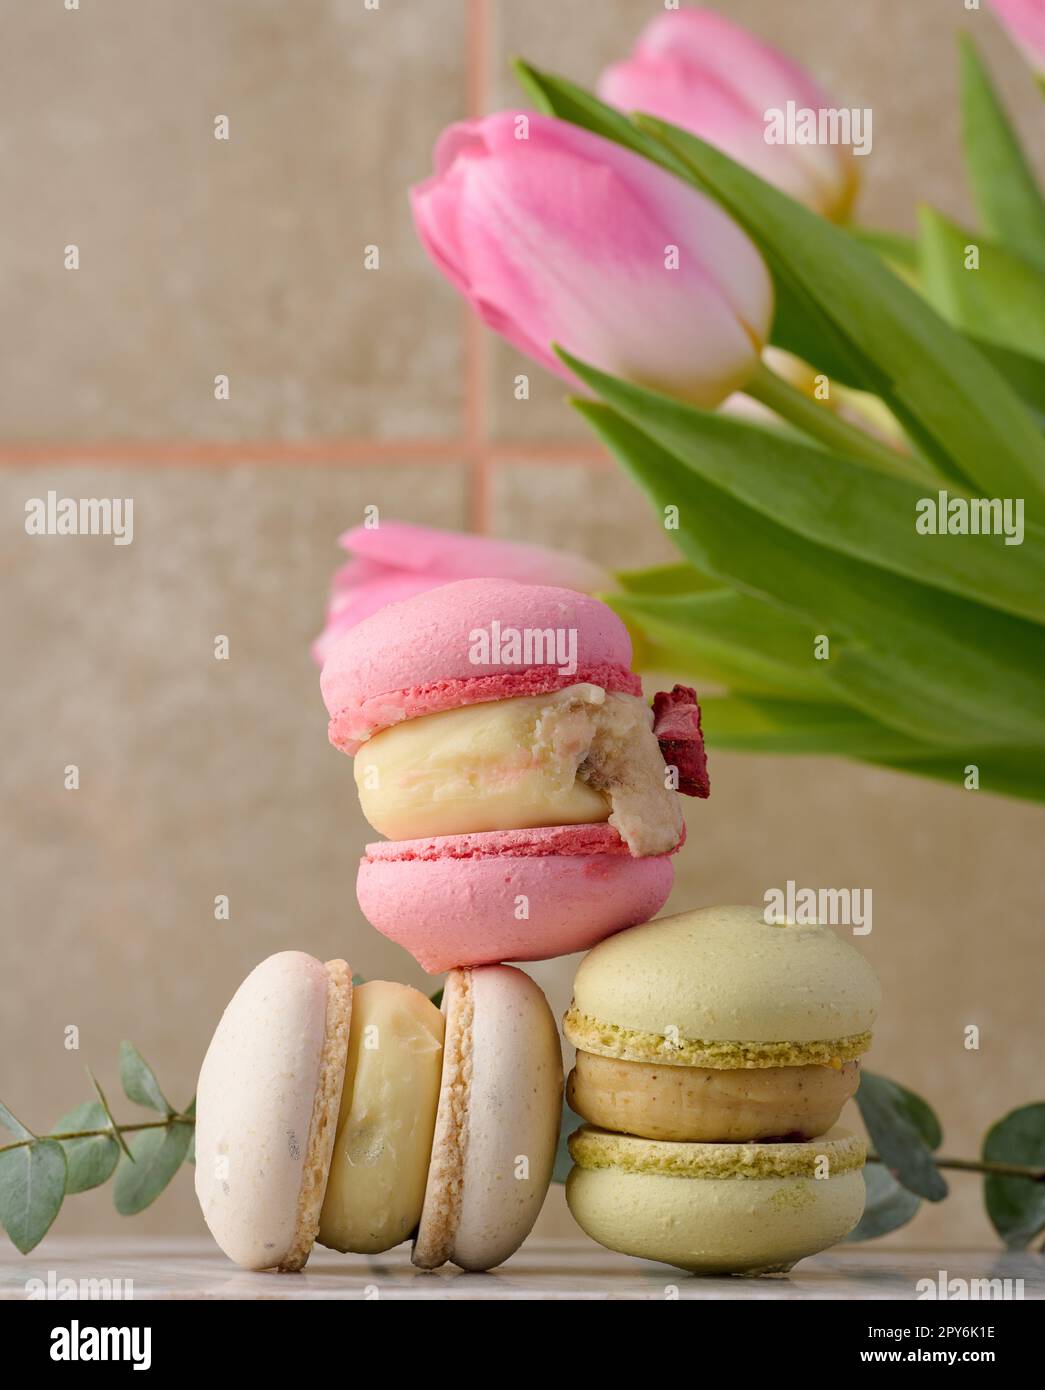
[567,1124,867,1275]
[564,905,880,1143]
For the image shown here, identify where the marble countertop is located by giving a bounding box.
[2,1238,1041,1300]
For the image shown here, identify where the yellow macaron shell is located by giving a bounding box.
[566,1126,866,1275]
[565,905,880,1066]
[318,981,444,1254]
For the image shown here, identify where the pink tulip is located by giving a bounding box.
[410,111,772,407]
[313,522,612,664]
[990,0,1045,76]
[598,7,858,220]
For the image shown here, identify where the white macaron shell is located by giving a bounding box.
[452,965,564,1270]
[194,951,329,1270]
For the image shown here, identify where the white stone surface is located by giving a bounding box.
[3,1237,1041,1301]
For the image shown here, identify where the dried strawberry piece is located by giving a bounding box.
[652,684,710,798]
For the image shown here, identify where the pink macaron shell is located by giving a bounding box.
[321,577,641,754]
[356,824,676,973]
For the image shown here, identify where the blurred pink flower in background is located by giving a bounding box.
[410,111,772,407]
[598,6,858,220]
[313,522,611,664]
[990,0,1045,76]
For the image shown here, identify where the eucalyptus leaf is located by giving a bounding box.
[52,1102,119,1195]
[552,1097,585,1186]
[183,1096,196,1167]
[564,350,1045,626]
[574,400,1045,750]
[0,1101,33,1141]
[113,1122,193,1216]
[960,36,1045,273]
[919,207,1045,362]
[351,973,367,987]
[0,1139,67,1254]
[119,1041,172,1116]
[88,1070,133,1162]
[857,1072,947,1202]
[982,1103,1045,1248]
[632,113,1045,505]
[429,988,444,1010]
[845,1161,922,1242]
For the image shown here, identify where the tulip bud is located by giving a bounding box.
[598,7,858,220]
[410,112,772,408]
[989,0,1045,79]
[313,522,612,663]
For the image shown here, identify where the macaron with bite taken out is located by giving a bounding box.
[320,578,710,971]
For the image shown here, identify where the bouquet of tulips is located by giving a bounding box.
[393,5,1045,803]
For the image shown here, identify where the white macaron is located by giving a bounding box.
[194,952,562,1272]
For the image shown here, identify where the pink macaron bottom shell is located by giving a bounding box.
[356,824,676,973]
[328,663,643,755]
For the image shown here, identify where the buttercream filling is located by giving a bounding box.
[354,684,682,855]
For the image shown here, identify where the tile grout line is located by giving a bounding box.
[1,0,614,489]
[0,440,610,467]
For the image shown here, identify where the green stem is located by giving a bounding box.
[744,360,929,483]
[0,1116,194,1156]
[869,1151,1045,1182]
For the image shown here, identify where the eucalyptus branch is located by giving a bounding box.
[0,1115,195,1157]
[869,1151,1045,1183]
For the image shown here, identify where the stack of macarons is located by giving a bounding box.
[562,906,880,1275]
[195,952,563,1272]
[319,577,708,972]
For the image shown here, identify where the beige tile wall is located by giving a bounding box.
[1,0,1042,1258]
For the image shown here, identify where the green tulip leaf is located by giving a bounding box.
[609,590,830,701]
[113,1122,193,1216]
[849,226,921,282]
[919,207,1045,362]
[966,337,1045,430]
[572,400,1045,750]
[857,1072,947,1202]
[982,1103,1045,1248]
[869,747,1045,803]
[960,36,1045,274]
[53,1102,119,1195]
[0,1139,67,1254]
[615,562,722,596]
[119,1041,172,1116]
[563,349,1045,627]
[631,113,1045,507]
[700,696,933,758]
[845,1161,923,1242]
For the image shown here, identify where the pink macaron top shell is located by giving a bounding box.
[321,577,641,754]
